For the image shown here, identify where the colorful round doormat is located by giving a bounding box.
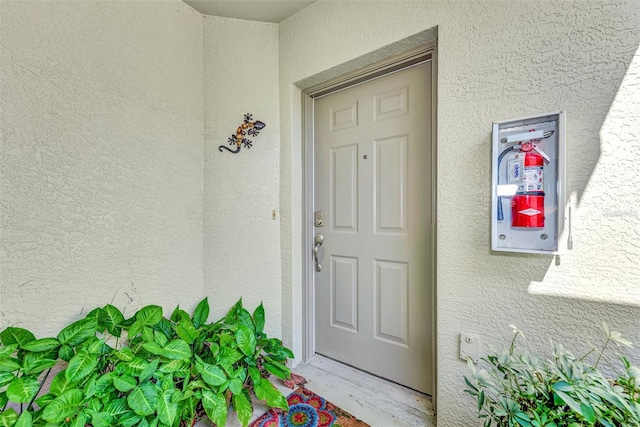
[250,387,370,427]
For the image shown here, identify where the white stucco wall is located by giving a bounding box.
[0,1,205,335]
[202,17,282,337]
[279,1,640,425]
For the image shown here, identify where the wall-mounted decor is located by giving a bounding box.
[219,113,266,154]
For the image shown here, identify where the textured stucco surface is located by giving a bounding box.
[1,1,639,425]
[0,1,205,335]
[203,17,282,338]
[279,1,640,425]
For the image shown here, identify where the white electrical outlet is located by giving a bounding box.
[460,332,481,363]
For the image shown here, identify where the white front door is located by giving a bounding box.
[313,61,434,395]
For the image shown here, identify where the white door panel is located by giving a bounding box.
[313,61,433,394]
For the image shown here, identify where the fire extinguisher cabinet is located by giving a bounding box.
[491,112,566,254]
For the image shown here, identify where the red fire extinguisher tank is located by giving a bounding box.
[512,148,545,228]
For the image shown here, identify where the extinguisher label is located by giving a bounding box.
[507,156,524,189]
[519,208,542,216]
[523,167,544,192]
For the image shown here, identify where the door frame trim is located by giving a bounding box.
[301,42,438,402]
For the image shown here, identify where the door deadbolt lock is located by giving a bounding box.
[314,211,324,227]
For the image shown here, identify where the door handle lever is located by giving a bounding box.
[313,233,324,272]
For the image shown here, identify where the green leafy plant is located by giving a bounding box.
[0,297,293,427]
[465,324,640,427]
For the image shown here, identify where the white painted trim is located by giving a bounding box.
[302,94,316,361]
[430,44,439,414]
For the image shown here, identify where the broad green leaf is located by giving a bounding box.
[0,391,7,408]
[85,308,107,330]
[57,318,97,346]
[127,381,158,416]
[552,381,573,392]
[202,390,228,427]
[58,344,74,361]
[142,326,155,343]
[90,412,114,427]
[136,305,163,326]
[50,370,78,396]
[127,320,143,339]
[219,346,242,366]
[0,356,22,372]
[154,330,169,348]
[6,376,40,403]
[65,350,98,383]
[115,347,135,362]
[93,372,116,398]
[218,334,235,347]
[176,320,198,344]
[272,345,294,360]
[0,408,18,427]
[0,372,14,387]
[579,402,595,423]
[127,357,149,375]
[154,318,173,341]
[187,379,207,391]
[159,373,174,391]
[232,367,247,383]
[157,389,178,426]
[226,298,243,323]
[554,390,584,417]
[590,386,630,412]
[207,342,220,358]
[142,341,163,356]
[104,397,129,417]
[0,327,35,348]
[118,411,142,427]
[139,359,160,383]
[34,392,54,408]
[196,357,226,386]
[14,410,33,427]
[237,308,255,333]
[83,336,109,355]
[113,375,137,393]
[253,303,265,335]
[233,391,253,427]
[103,304,125,336]
[170,306,190,323]
[228,378,243,395]
[248,367,261,384]
[263,360,290,381]
[83,373,98,398]
[192,298,210,328]
[21,338,60,353]
[86,395,103,412]
[0,344,18,357]
[598,419,615,427]
[70,411,87,427]
[254,378,288,410]
[236,324,256,357]
[22,352,56,375]
[159,360,188,374]
[41,389,83,423]
[160,340,192,360]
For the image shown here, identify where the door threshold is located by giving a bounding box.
[293,354,436,426]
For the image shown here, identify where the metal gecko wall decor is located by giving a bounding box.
[219,113,266,154]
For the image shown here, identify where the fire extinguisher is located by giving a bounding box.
[497,130,551,228]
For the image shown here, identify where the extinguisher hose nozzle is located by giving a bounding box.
[496,146,516,222]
